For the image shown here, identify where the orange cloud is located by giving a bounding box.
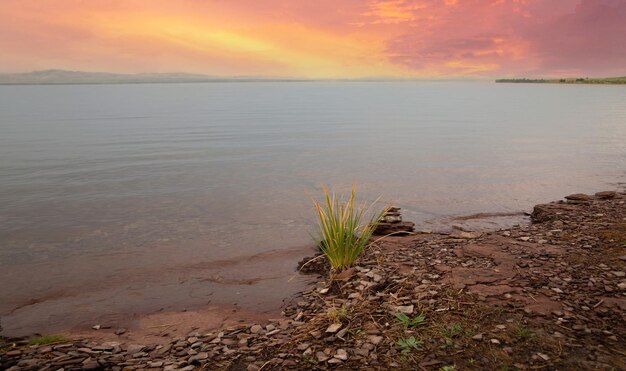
[0,0,624,77]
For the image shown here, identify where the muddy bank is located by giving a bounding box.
[1,190,625,370]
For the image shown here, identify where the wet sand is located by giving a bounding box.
[0,244,316,337]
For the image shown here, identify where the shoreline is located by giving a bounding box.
[1,190,625,370]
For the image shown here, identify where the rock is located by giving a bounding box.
[595,191,616,199]
[334,349,348,361]
[336,328,348,339]
[368,335,384,345]
[537,352,550,361]
[390,305,414,314]
[451,231,482,239]
[472,334,483,341]
[316,351,329,362]
[6,350,22,356]
[490,339,501,344]
[114,328,127,335]
[250,325,263,334]
[531,203,576,223]
[565,193,591,201]
[188,352,208,363]
[326,323,342,333]
[374,221,415,235]
[149,361,164,367]
[611,271,625,277]
[92,324,101,330]
[126,344,145,354]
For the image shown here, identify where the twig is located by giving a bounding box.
[593,299,604,308]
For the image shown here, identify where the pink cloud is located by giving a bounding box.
[527,0,626,76]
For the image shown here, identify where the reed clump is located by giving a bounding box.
[312,187,386,272]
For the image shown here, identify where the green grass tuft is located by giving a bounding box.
[312,187,386,272]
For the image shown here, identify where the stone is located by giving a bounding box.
[391,305,414,314]
[316,351,329,362]
[325,323,342,333]
[368,335,384,345]
[335,349,348,361]
[114,328,127,335]
[472,334,483,341]
[126,344,145,354]
[490,339,501,344]
[565,193,591,201]
[537,352,550,361]
[595,191,616,199]
[374,221,415,235]
[611,271,625,277]
[250,325,263,334]
[451,231,482,239]
[189,352,208,363]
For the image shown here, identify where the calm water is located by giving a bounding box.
[1,81,625,335]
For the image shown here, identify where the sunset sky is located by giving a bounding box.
[1,0,625,78]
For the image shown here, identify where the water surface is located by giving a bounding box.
[1,81,625,335]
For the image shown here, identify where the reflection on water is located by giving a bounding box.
[1,82,625,334]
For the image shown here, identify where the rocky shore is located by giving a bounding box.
[1,191,625,370]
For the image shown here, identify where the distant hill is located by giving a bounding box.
[0,69,301,85]
[496,77,626,84]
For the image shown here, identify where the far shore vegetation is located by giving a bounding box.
[496,76,626,84]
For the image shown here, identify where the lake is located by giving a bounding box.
[1,81,625,335]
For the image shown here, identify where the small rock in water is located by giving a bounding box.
[565,193,591,203]
[595,191,616,199]
[114,328,127,335]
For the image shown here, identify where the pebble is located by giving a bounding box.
[316,351,329,362]
[472,334,484,341]
[334,348,348,361]
[250,325,263,334]
[368,335,384,345]
[490,339,501,344]
[325,323,342,333]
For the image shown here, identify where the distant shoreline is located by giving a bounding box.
[496,77,626,85]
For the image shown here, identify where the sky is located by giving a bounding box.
[1,0,625,78]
